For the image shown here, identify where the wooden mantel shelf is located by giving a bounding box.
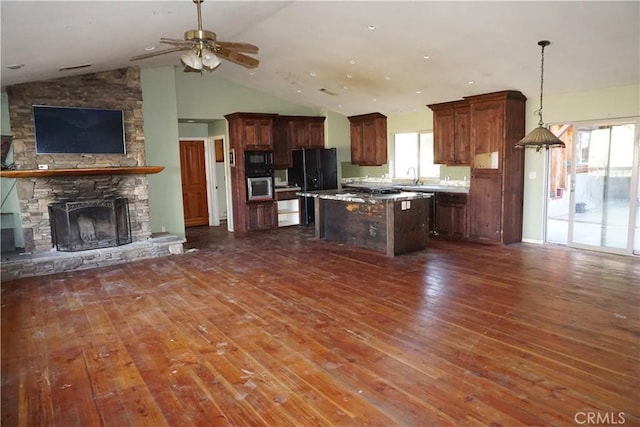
[0,166,164,178]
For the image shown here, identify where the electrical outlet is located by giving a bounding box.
[38,164,48,170]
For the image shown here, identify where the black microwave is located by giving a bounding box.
[244,150,273,177]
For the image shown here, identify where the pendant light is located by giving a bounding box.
[516,40,565,151]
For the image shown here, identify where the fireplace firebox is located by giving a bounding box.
[49,198,132,252]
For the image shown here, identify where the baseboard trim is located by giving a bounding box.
[522,238,544,244]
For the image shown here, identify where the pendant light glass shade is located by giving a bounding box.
[516,40,565,151]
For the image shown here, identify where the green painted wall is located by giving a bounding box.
[178,122,209,138]
[174,69,322,119]
[141,67,184,237]
[0,91,24,248]
[1,92,10,134]
[325,109,350,184]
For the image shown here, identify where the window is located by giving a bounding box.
[393,131,440,180]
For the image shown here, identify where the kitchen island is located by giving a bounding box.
[299,189,432,256]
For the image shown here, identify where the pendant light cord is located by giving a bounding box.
[537,41,548,127]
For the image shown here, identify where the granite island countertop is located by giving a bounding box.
[298,189,432,204]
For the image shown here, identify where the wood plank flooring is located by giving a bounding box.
[2,225,639,426]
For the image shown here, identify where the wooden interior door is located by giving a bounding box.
[180,140,209,227]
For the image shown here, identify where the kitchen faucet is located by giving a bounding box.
[406,167,419,184]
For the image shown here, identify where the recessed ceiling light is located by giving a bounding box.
[338,104,343,108]
[385,76,391,81]
[372,98,377,102]
[368,25,376,30]
[346,74,353,79]
[144,46,156,52]
[423,55,431,60]
[467,80,475,84]
[6,64,24,70]
[349,59,356,65]
[309,72,316,77]
[296,89,302,93]
[249,72,255,76]
[343,85,349,90]
[416,90,422,94]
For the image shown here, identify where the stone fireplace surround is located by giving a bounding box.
[1,67,184,280]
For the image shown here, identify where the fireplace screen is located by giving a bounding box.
[49,198,132,252]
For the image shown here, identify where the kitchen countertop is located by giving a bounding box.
[298,189,432,204]
[343,182,469,194]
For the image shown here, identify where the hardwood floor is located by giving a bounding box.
[2,225,638,426]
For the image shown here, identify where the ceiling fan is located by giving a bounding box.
[130,0,259,72]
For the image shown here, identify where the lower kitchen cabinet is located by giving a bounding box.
[247,202,277,231]
[435,192,468,239]
[468,171,503,243]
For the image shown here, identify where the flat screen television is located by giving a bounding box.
[33,105,126,154]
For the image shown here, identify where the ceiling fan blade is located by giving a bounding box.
[216,47,259,69]
[160,37,196,47]
[130,46,189,61]
[216,41,259,54]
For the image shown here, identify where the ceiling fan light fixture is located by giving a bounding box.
[516,40,565,151]
[180,51,202,70]
[201,48,222,70]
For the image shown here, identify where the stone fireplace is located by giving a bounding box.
[1,67,184,279]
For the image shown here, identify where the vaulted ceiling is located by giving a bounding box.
[2,1,638,116]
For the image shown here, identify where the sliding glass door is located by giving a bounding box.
[546,119,639,255]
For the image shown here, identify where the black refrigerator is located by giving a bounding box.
[289,148,338,225]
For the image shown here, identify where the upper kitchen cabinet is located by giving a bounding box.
[464,91,526,171]
[273,116,325,169]
[427,100,470,166]
[348,113,387,166]
[225,113,277,151]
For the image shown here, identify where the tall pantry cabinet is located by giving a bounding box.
[465,90,526,244]
[225,112,278,233]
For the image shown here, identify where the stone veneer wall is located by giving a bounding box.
[6,67,152,252]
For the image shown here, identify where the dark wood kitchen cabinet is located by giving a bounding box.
[225,112,278,232]
[468,171,503,243]
[247,202,277,231]
[435,192,468,239]
[226,113,276,151]
[348,113,387,166]
[464,91,526,244]
[427,100,470,166]
[273,116,325,168]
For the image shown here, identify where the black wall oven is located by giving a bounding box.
[244,151,274,202]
